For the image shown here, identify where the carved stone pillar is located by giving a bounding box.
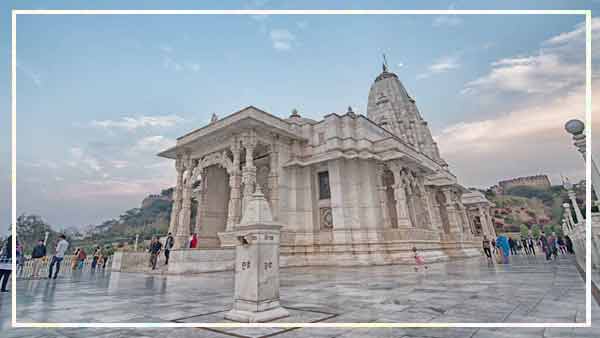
[478,207,489,236]
[175,155,195,248]
[389,164,412,228]
[227,138,243,230]
[242,131,258,215]
[429,189,442,231]
[420,184,435,229]
[442,187,461,235]
[376,164,392,229]
[168,156,185,235]
[193,167,206,235]
[268,134,280,221]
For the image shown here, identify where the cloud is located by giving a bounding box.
[432,15,463,27]
[65,176,174,198]
[90,115,184,131]
[132,135,176,153]
[110,160,129,169]
[270,29,295,51]
[16,60,41,87]
[462,19,599,96]
[461,53,582,95]
[432,4,463,27]
[417,55,460,79]
[158,44,201,72]
[68,147,103,173]
[435,19,597,187]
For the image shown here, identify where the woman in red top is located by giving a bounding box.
[189,233,198,248]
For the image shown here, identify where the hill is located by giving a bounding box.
[485,183,586,236]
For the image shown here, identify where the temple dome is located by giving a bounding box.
[365,63,445,167]
[367,66,420,123]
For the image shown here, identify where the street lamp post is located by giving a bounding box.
[564,119,600,200]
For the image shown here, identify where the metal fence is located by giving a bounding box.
[15,255,113,280]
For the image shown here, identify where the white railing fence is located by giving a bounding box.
[15,255,113,280]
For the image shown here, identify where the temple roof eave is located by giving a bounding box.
[157,106,307,159]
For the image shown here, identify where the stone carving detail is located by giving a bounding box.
[320,207,333,229]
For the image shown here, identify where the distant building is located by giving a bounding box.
[141,194,171,209]
[496,175,551,194]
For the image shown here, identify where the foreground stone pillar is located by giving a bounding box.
[241,132,257,215]
[227,138,242,230]
[168,156,185,235]
[224,187,289,322]
[175,155,194,248]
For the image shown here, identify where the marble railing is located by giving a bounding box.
[566,212,600,272]
[15,255,113,280]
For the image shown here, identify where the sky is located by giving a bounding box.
[1,0,599,234]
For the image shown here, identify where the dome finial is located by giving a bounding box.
[382,53,389,73]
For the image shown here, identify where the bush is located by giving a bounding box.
[531,224,541,239]
[520,224,530,239]
[505,186,554,204]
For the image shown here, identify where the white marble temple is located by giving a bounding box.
[155,64,494,267]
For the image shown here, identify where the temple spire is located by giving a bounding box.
[382,53,389,73]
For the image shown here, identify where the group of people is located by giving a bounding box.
[147,232,175,270]
[146,232,202,270]
[69,245,113,272]
[482,232,575,264]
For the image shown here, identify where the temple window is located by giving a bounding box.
[318,171,331,200]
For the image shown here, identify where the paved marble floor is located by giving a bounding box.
[0,255,598,337]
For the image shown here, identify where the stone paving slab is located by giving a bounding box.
[0,255,598,337]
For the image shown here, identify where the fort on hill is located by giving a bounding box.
[493,175,551,195]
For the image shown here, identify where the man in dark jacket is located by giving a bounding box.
[164,233,174,265]
[0,236,12,292]
[31,239,46,278]
[148,237,162,270]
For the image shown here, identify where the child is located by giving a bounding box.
[412,246,428,272]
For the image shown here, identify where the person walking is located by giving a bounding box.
[565,235,574,254]
[0,235,12,293]
[164,232,174,265]
[548,232,559,261]
[77,247,87,270]
[91,245,101,270]
[148,237,162,270]
[508,237,517,255]
[496,235,510,264]
[30,239,47,279]
[48,234,69,279]
[189,233,198,249]
[412,246,428,272]
[557,236,567,255]
[101,245,113,269]
[527,235,536,256]
[540,232,550,261]
[70,248,80,270]
[482,236,493,263]
[16,242,24,277]
[521,238,529,255]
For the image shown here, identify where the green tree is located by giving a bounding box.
[543,224,558,236]
[519,224,529,239]
[531,224,541,240]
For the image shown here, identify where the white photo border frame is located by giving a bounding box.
[10,9,594,329]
